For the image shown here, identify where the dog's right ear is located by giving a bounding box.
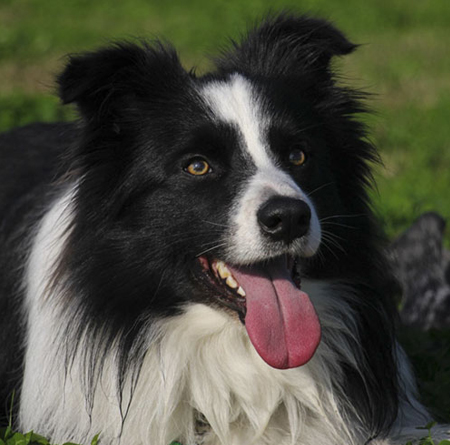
[58,42,187,123]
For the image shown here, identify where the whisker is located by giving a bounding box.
[198,239,227,247]
[319,213,366,222]
[319,239,340,260]
[325,231,346,242]
[323,238,345,255]
[151,269,166,300]
[320,221,357,230]
[321,232,346,254]
[307,182,335,197]
[195,242,227,258]
[201,220,228,228]
[316,246,329,265]
[296,122,324,133]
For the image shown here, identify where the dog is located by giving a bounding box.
[0,13,448,445]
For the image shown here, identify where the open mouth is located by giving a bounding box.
[198,255,321,370]
[198,256,248,317]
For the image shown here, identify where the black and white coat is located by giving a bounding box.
[0,13,448,445]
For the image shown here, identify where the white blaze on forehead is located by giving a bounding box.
[201,74,273,169]
[201,74,321,263]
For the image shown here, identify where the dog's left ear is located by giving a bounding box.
[215,13,356,79]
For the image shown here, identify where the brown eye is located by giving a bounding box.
[288,149,307,166]
[185,159,211,176]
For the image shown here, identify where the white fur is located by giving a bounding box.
[20,187,84,438]
[20,188,434,445]
[201,75,321,264]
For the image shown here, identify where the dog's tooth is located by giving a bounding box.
[226,276,238,289]
[217,261,231,279]
[216,260,245,295]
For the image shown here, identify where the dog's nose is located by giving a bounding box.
[257,197,311,244]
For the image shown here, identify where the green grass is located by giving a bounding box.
[0,427,98,445]
[1,424,449,445]
[0,0,449,440]
[403,421,450,445]
[399,329,450,423]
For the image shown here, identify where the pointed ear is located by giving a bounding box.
[215,13,356,78]
[58,41,186,121]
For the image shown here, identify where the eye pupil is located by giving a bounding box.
[186,159,210,176]
[192,161,205,172]
[289,149,306,166]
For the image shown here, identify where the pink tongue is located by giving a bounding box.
[230,259,321,369]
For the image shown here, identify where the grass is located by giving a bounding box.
[0,425,448,445]
[0,0,449,441]
[403,422,450,445]
[399,328,450,422]
[0,427,99,445]
[0,427,98,445]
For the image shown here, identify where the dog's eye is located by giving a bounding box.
[185,158,211,176]
[288,149,307,166]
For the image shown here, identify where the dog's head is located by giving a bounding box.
[58,14,377,369]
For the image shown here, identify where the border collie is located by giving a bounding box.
[0,13,447,445]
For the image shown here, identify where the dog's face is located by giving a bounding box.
[59,16,375,369]
[201,75,322,262]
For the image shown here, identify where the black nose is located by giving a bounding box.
[257,197,311,244]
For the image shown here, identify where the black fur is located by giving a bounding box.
[0,13,406,442]
[0,123,75,419]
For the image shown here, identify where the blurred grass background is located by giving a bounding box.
[0,0,449,424]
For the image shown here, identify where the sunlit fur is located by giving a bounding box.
[1,12,448,445]
[18,191,428,444]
